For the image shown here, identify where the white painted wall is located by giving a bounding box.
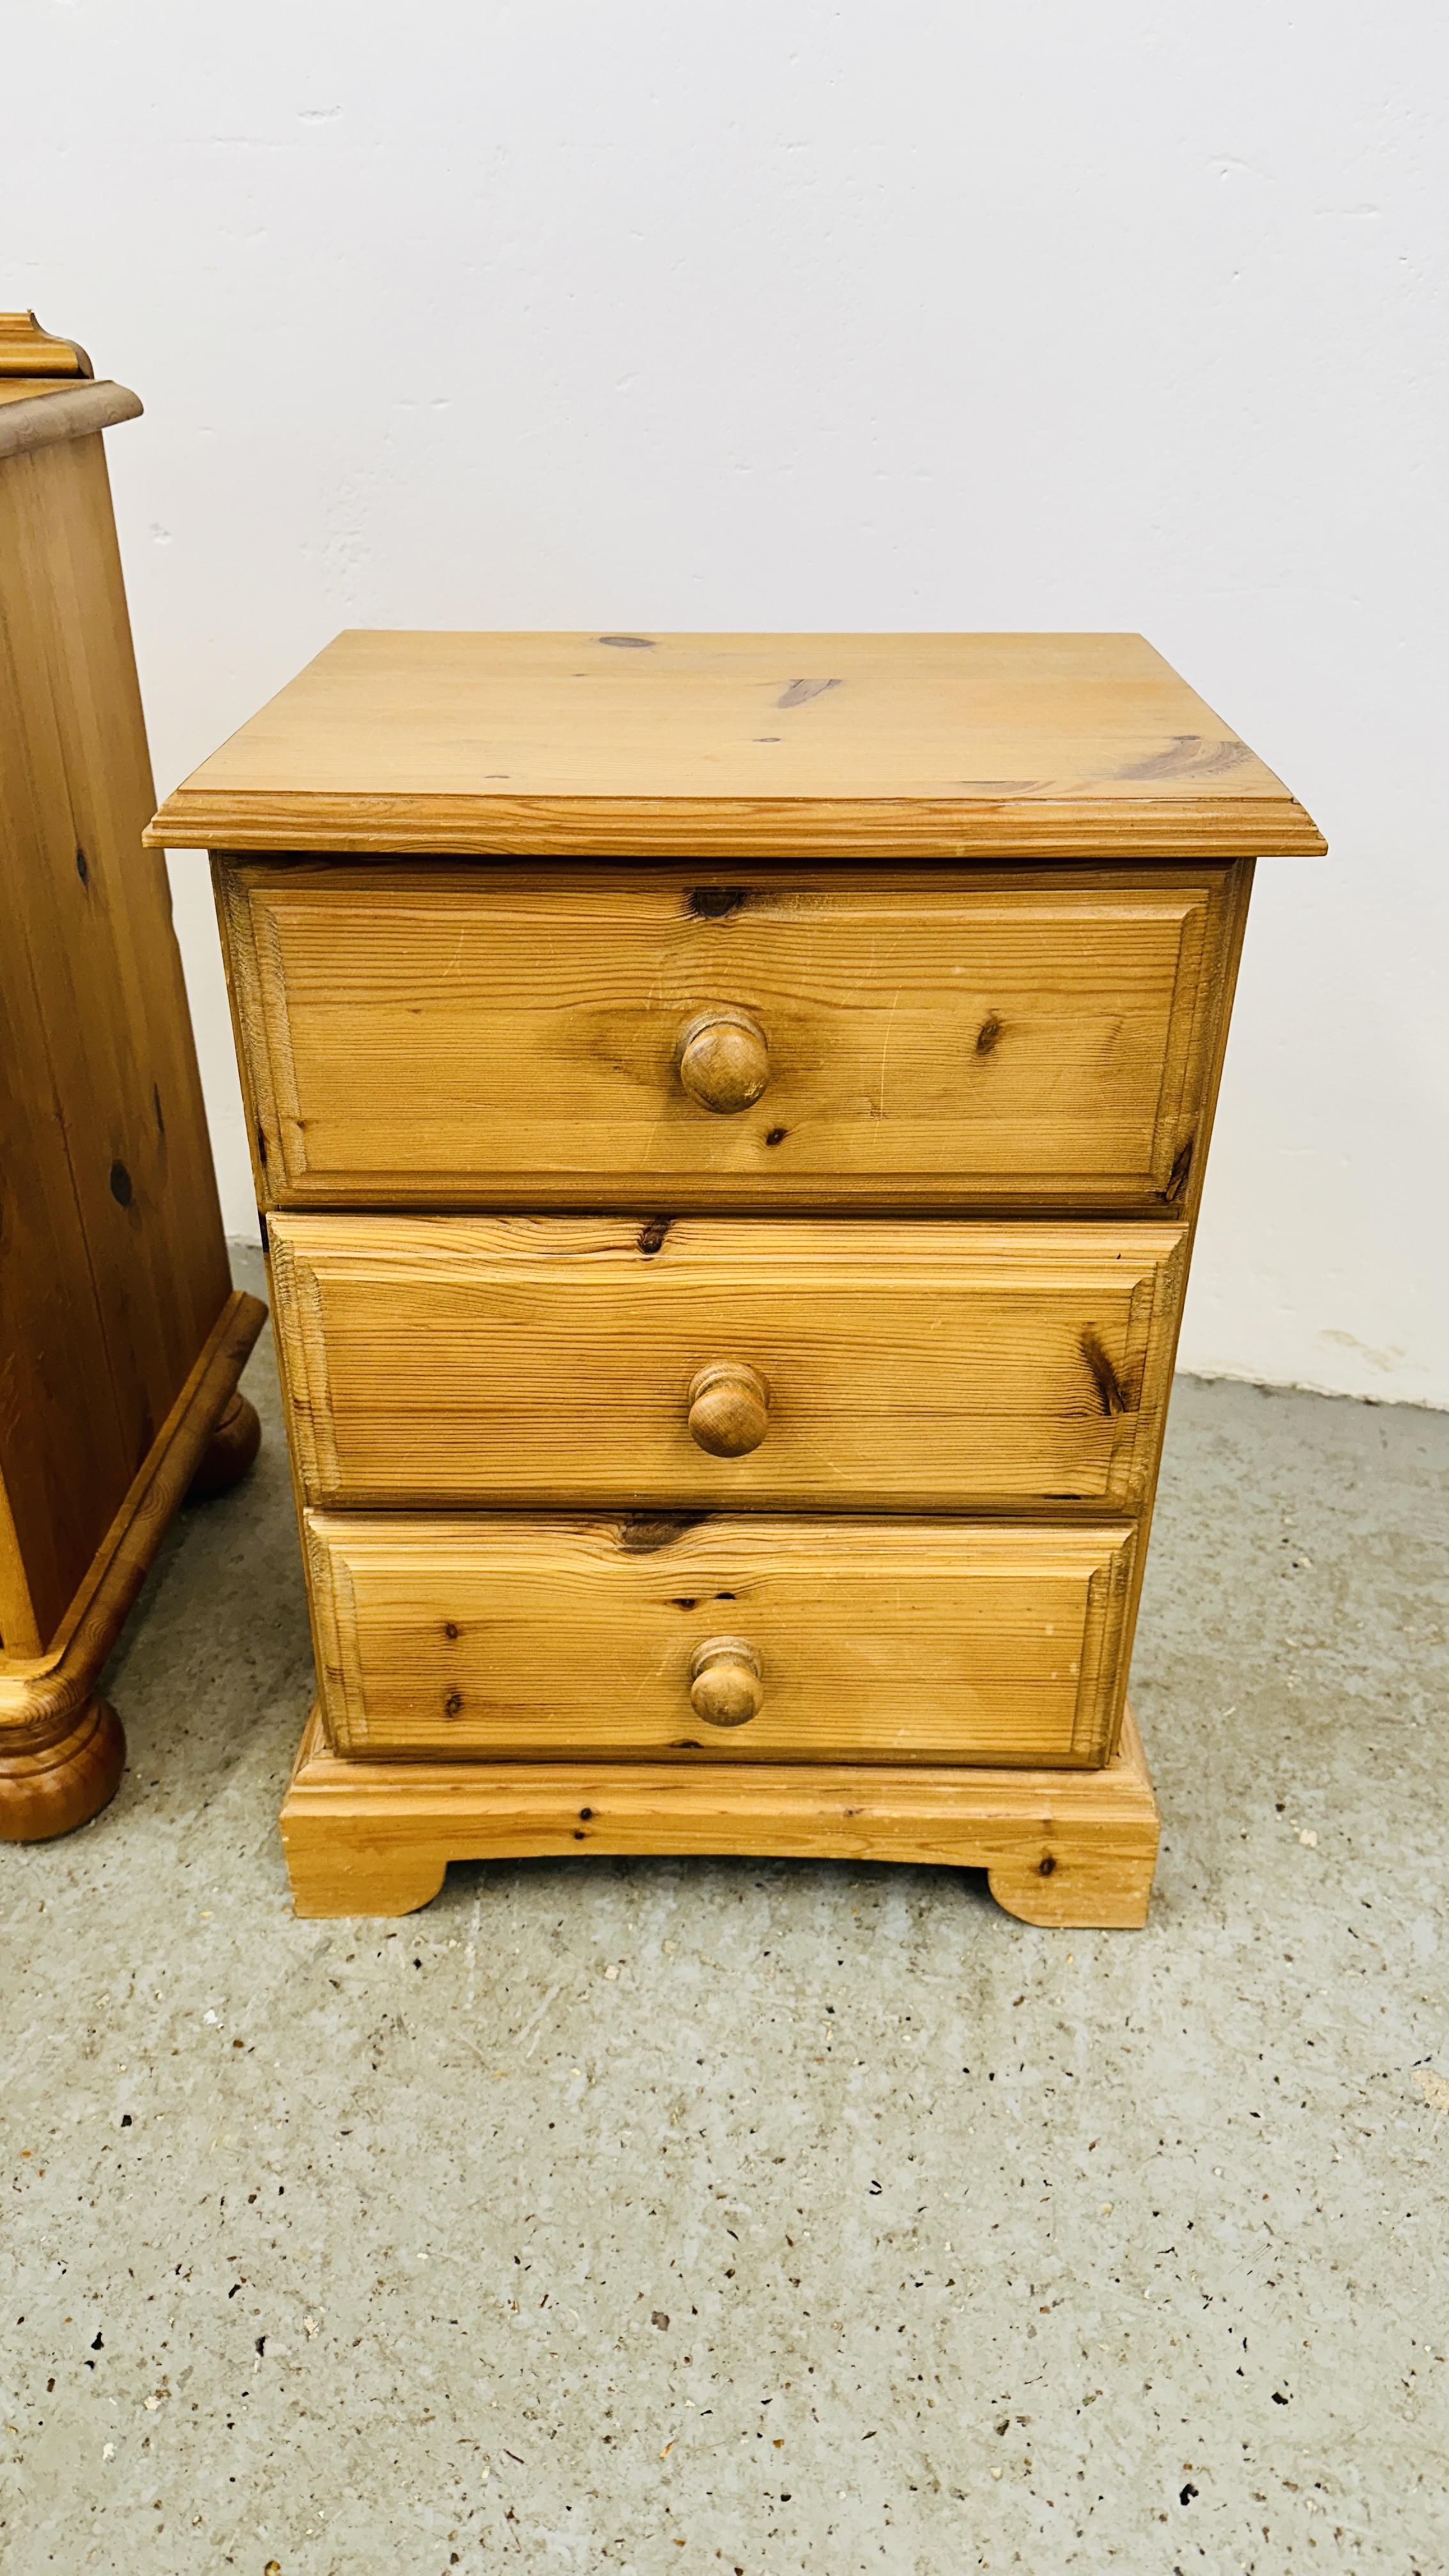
[9,3,1446,1402]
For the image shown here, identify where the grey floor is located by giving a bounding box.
[3,1246,1446,2575]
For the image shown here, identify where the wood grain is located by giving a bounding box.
[148,631,1326,857]
[279,1698,1162,1927]
[268,1215,1186,1513]
[0,420,232,1648]
[0,431,234,1641]
[0,304,264,1824]
[218,861,1234,1215]
[303,1510,1137,1766]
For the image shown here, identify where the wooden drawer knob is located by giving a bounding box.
[689,1636,763,1728]
[677,1008,769,1114]
[687,1360,769,1457]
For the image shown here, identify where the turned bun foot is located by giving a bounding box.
[187,1390,262,1500]
[0,1697,126,1843]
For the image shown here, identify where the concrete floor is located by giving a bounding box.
[3,1246,1446,2575]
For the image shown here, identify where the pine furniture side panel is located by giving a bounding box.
[0,432,231,1635]
[0,491,135,1648]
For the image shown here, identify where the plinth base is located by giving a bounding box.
[0,1290,266,1843]
[280,1701,1161,1927]
[0,1697,126,1843]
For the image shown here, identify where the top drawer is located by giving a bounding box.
[217,861,1243,1213]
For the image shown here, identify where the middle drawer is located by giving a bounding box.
[269,1215,1185,1512]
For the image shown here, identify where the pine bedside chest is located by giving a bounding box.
[148,632,1323,1925]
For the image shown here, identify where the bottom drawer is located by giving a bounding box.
[304,1512,1137,1768]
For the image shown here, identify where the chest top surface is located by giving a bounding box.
[147,629,1323,861]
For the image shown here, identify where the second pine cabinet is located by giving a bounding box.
[148,628,1324,1926]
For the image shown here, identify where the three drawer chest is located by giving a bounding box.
[148,632,1323,1925]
